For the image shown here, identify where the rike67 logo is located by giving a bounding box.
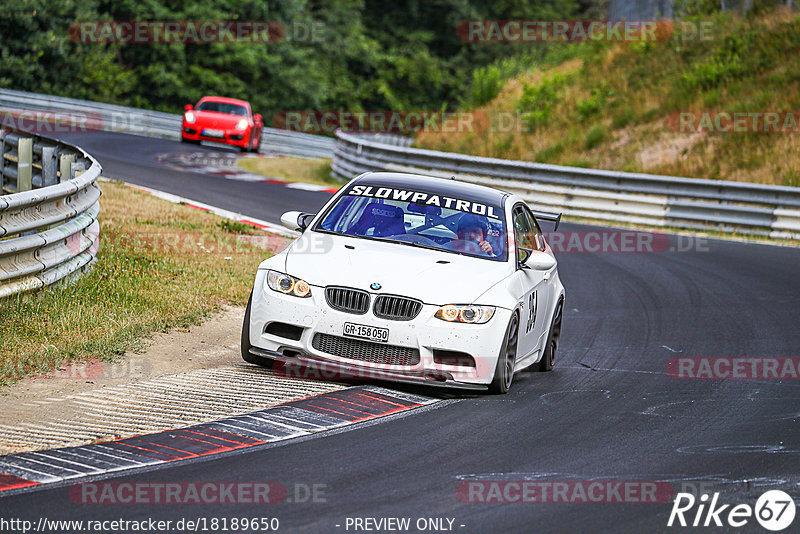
[668,490,796,531]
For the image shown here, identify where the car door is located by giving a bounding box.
[510,205,551,365]
[525,207,556,349]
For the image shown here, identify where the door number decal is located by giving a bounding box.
[526,291,538,334]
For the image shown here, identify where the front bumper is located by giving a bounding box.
[248,275,511,389]
[248,347,489,391]
[182,125,249,147]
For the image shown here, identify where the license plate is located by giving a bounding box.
[202,128,224,137]
[343,322,389,343]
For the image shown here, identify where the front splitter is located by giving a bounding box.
[249,347,489,392]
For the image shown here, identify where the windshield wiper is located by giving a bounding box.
[315,230,500,260]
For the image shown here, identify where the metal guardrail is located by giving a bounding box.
[332,130,800,240]
[0,131,101,299]
[3,89,797,240]
[0,88,334,159]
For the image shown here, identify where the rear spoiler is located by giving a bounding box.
[530,210,562,231]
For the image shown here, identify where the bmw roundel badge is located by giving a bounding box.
[370,282,382,290]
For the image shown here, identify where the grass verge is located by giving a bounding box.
[238,156,339,187]
[416,8,800,186]
[0,181,287,388]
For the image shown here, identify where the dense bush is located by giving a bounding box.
[0,0,595,122]
[517,72,573,130]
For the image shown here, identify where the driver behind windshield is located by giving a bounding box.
[455,214,494,256]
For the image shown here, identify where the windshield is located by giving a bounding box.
[315,185,507,261]
[196,101,248,116]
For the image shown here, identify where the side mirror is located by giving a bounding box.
[280,211,314,232]
[523,250,557,271]
[254,113,262,123]
[184,104,193,112]
[518,248,532,268]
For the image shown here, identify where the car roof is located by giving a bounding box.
[198,96,250,107]
[350,172,509,205]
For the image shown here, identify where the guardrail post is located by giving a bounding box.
[17,137,32,192]
[71,161,86,180]
[59,153,75,183]
[41,146,57,186]
[0,130,5,192]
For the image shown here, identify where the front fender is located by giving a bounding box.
[473,275,522,312]
[257,251,289,272]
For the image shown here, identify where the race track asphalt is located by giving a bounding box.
[2,131,798,533]
[57,131,334,220]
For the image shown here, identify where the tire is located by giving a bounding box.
[181,136,199,145]
[489,312,519,394]
[535,299,563,372]
[240,132,253,153]
[241,291,274,368]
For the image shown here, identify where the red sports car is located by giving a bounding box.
[181,96,263,152]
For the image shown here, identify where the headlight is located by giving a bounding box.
[435,305,495,324]
[185,112,196,123]
[265,270,312,298]
[235,119,249,130]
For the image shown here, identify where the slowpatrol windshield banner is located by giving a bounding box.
[347,185,502,220]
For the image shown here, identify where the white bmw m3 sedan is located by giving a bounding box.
[242,172,564,393]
